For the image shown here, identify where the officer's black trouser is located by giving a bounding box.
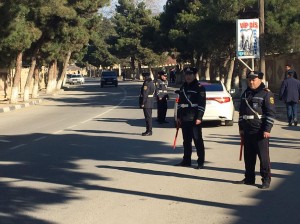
[143,108,152,132]
[157,98,167,122]
[244,133,271,182]
[181,123,205,165]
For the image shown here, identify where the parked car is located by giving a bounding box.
[66,74,85,85]
[100,71,118,87]
[174,80,235,126]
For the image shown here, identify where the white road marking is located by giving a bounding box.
[0,139,11,143]
[33,136,47,142]
[9,144,26,150]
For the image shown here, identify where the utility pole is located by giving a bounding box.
[259,0,266,81]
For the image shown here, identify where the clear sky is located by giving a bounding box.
[101,0,166,17]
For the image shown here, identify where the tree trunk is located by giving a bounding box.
[32,67,40,98]
[205,57,211,80]
[46,60,56,94]
[10,51,23,104]
[240,66,248,96]
[225,57,235,91]
[56,51,72,90]
[130,57,136,80]
[23,56,37,102]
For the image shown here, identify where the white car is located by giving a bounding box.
[174,80,235,126]
[66,74,85,85]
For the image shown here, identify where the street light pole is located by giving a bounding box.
[259,0,266,81]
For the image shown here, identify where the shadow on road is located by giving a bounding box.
[0,82,299,223]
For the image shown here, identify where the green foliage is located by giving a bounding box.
[111,0,163,67]
[265,0,300,53]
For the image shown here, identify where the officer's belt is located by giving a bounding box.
[158,90,168,93]
[242,115,265,120]
[179,104,198,108]
[148,95,154,97]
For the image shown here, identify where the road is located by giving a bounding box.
[0,78,299,224]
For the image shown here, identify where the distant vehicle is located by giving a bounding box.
[174,80,235,126]
[100,71,118,87]
[66,74,85,85]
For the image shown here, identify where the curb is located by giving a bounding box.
[0,99,43,113]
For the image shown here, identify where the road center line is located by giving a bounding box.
[33,136,47,142]
[10,144,26,150]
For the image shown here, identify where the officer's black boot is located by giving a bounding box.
[195,163,204,169]
[260,178,270,189]
[236,178,255,185]
[142,131,152,136]
[174,160,191,167]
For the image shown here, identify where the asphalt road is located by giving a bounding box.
[0,78,299,224]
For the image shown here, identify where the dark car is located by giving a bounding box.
[100,71,118,87]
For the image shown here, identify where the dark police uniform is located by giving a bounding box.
[139,73,155,136]
[176,69,206,167]
[156,72,169,123]
[238,72,276,188]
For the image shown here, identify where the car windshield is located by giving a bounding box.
[102,72,116,77]
[73,74,82,78]
[199,81,223,91]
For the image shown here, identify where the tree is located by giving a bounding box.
[0,1,42,103]
[112,0,162,78]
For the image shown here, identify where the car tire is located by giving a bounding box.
[225,120,234,126]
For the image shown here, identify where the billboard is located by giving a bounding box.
[236,19,260,59]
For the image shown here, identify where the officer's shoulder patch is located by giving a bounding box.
[263,88,270,92]
[144,86,147,90]
[270,96,274,104]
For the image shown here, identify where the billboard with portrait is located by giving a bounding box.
[236,19,260,59]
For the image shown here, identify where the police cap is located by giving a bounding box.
[246,71,264,79]
[158,70,167,76]
[183,67,197,75]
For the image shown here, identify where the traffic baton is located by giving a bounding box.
[173,125,179,150]
[239,135,244,161]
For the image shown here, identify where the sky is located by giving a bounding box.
[100,0,167,17]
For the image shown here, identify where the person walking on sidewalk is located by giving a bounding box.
[175,67,206,169]
[237,71,276,189]
[284,63,298,79]
[279,71,300,126]
[156,70,169,124]
[139,72,155,136]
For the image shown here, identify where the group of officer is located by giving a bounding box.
[139,71,169,136]
[139,67,276,189]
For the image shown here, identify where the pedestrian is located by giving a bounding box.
[175,67,206,169]
[284,63,298,79]
[237,71,276,189]
[279,71,300,126]
[121,71,126,81]
[156,70,169,124]
[170,68,176,83]
[139,72,155,136]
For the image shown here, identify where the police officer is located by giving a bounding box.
[156,70,169,124]
[238,71,276,189]
[175,67,206,169]
[139,72,155,136]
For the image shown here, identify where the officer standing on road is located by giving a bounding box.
[139,72,155,136]
[175,67,206,169]
[156,70,169,124]
[238,71,276,189]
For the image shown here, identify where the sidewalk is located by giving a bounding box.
[0,89,64,113]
